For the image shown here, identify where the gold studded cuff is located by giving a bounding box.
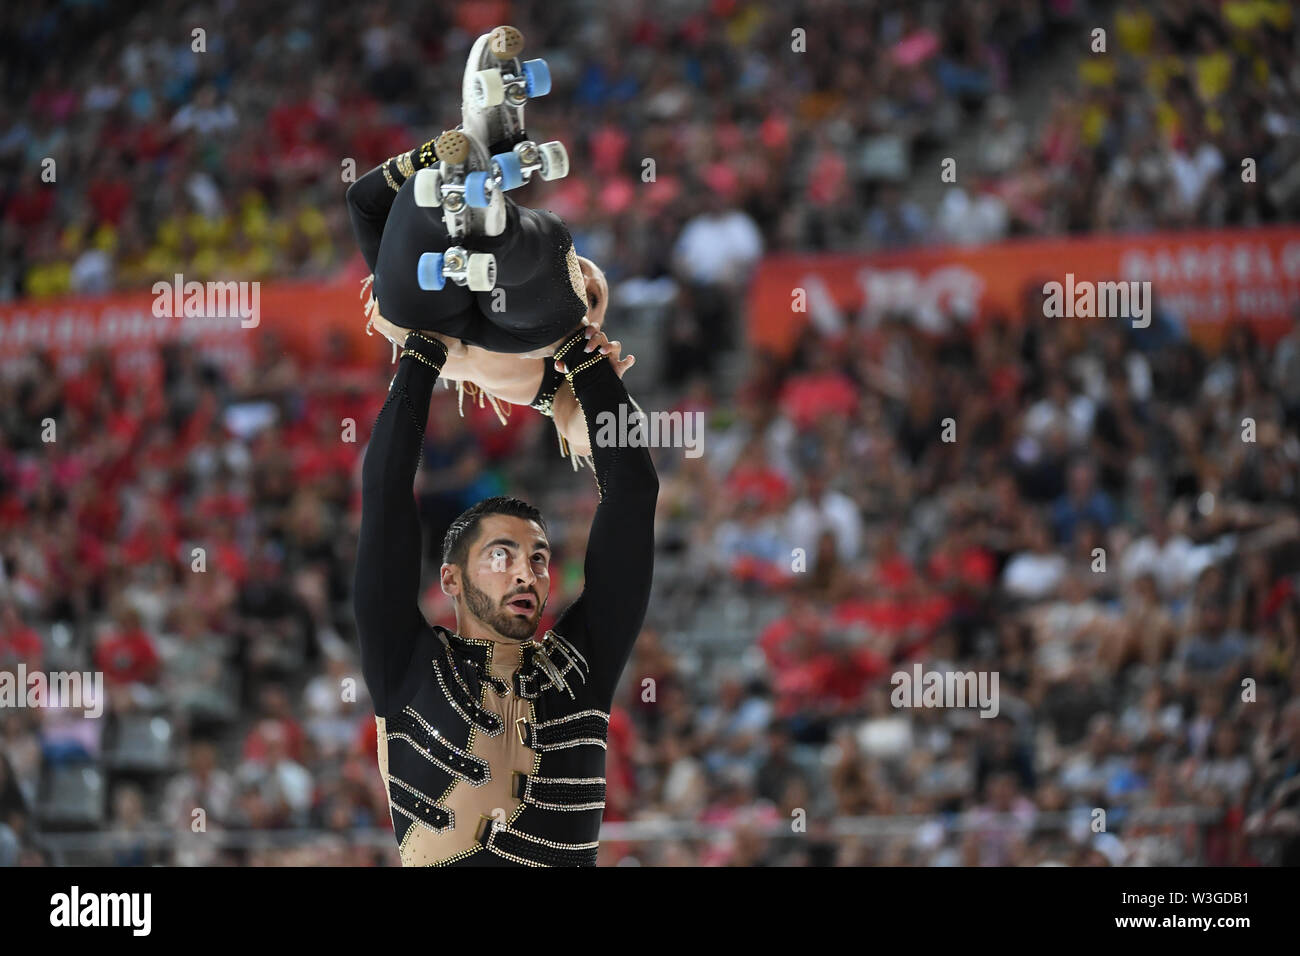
[404,330,444,350]
[400,348,442,373]
[401,331,449,371]
[551,328,588,365]
[563,350,608,387]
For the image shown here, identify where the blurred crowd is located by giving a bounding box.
[1,0,1299,867]
[635,305,1300,866]
[3,0,1167,303]
[1,0,1294,298]
[2,302,1298,866]
[926,0,1300,245]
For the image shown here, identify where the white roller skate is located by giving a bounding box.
[413,128,501,292]
[412,25,569,294]
[410,26,564,244]
[459,25,569,192]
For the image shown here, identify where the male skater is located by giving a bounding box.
[354,311,656,867]
[351,26,658,865]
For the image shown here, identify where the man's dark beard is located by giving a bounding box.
[462,576,539,641]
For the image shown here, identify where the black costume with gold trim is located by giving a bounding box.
[346,142,594,464]
[354,332,657,866]
[345,141,589,355]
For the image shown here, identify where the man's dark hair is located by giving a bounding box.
[441,496,547,568]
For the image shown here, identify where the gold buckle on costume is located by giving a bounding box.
[515,717,528,746]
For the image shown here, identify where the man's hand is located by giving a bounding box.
[554,327,634,378]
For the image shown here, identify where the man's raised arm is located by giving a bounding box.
[353,331,450,716]
[550,332,659,702]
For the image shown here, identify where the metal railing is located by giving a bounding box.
[29,804,1226,857]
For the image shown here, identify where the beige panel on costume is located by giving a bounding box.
[566,245,586,309]
[375,716,394,816]
[387,640,539,867]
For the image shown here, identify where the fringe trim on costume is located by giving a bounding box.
[531,631,588,700]
[448,378,512,427]
[555,425,594,474]
[552,387,643,475]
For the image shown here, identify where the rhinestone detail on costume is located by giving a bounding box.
[432,632,505,736]
[386,707,491,784]
[481,823,599,867]
[514,773,606,811]
[516,708,610,751]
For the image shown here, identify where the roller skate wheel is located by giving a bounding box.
[466,253,497,292]
[489,26,525,59]
[522,59,551,97]
[417,252,447,291]
[492,151,525,190]
[472,69,505,109]
[537,141,569,181]
[413,167,443,207]
[465,171,493,208]
[435,130,471,165]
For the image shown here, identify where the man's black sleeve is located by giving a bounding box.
[353,334,447,716]
[550,352,659,706]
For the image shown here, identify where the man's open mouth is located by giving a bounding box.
[506,594,536,614]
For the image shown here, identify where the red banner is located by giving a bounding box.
[0,274,372,379]
[6,225,1298,379]
[747,226,1300,357]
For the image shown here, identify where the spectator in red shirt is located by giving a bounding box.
[0,602,43,668]
[94,605,161,686]
[86,156,133,227]
[242,683,307,764]
[778,348,859,429]
[4,186,55,228]
[603,707,639,822]
[724,438,790,508]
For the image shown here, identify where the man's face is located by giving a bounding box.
[445,514,550,641]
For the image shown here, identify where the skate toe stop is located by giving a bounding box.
[489,25,524,59]
[435,130,471,165]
